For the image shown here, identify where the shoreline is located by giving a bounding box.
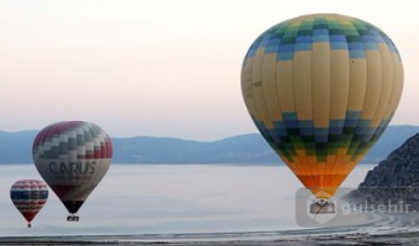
[1,212,418,245]
[0,220,417,246]
[0,231,417,246]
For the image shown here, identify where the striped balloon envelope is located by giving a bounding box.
[241,14,403,199]
[33,121,113,221]
[10,179,48,228]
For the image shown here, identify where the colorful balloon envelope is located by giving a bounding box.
[33,121,113,221]
[241,14,403,200]
[10,179,48,228]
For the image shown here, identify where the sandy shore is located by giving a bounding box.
[0,232,417,246]
[2,213,419,246]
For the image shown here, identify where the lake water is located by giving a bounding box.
[0,164,375,236]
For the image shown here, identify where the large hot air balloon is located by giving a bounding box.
[10,179,48,228]
[241,14,403,211]
[33,121,113,221]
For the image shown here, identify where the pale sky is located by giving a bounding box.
[0,0,417,140]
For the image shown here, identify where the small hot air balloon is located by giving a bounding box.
[10,179,48,228]
[241,14,403,212]
[33,121,113,222]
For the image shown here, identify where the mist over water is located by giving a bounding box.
[0,164,374,236]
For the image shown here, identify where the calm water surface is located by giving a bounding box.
[0,164,374,236]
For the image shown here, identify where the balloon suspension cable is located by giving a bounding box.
[313,199,329,220]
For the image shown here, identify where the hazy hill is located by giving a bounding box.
[0,130,38,164]
[112,133,272,164]
[0,125,418,164]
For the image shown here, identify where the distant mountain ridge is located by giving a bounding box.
[0,125,418,164]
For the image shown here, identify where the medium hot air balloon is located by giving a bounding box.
[10,179,48,228]
[241,14,403,211]
[33,121,113,221]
